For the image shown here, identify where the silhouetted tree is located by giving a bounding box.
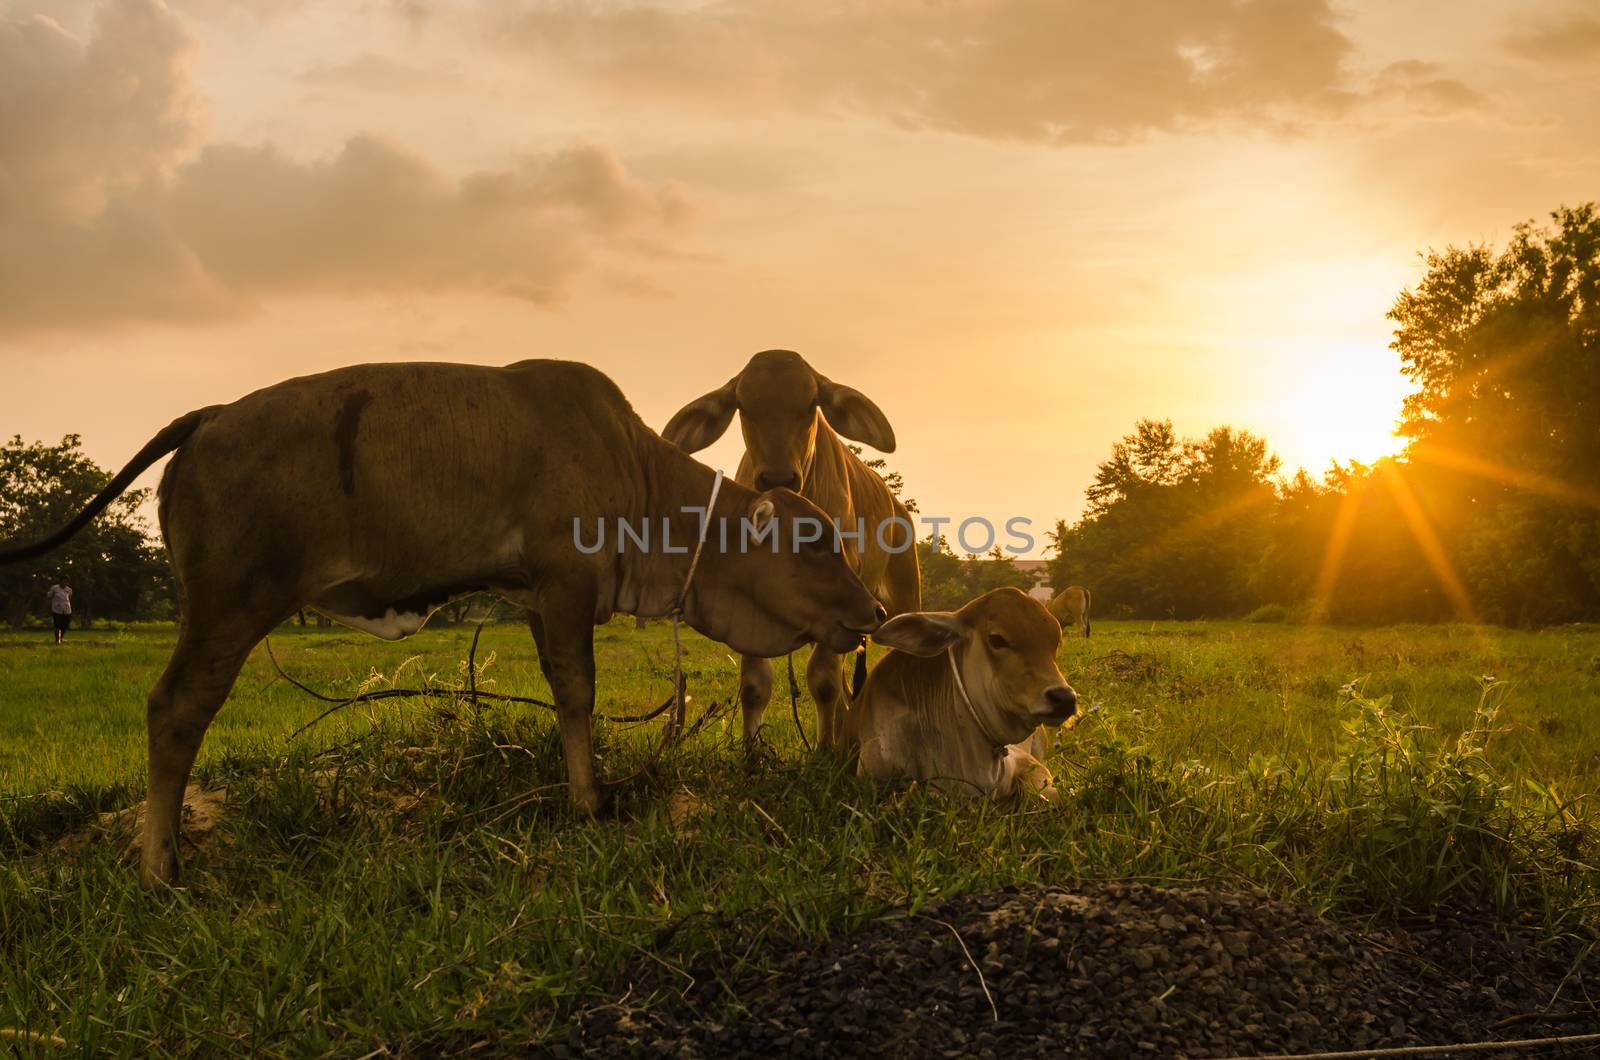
[1052,421,1279,618]
[0,435,169,627]
[1389,203,1600,624]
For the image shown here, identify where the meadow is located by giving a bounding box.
[2,618,1599,1055]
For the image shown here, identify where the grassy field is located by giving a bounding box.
[2,618,1599,1055]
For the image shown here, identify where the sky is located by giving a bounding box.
[3,0,1598,556]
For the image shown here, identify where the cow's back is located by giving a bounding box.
[158,360,646,601]
[1049,586,1087,626]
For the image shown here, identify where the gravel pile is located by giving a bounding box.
[572,883,1599,1058]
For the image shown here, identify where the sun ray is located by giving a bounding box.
[1053,486,1279,618]
[1377,463,1479,624]
[1308,480,1362,623]
[1113,487,1277,576]
[1409,444,1600,510]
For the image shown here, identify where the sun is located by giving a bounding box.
[1264,357,1410,475]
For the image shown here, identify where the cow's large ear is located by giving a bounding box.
[748,497,776,533]
[817,378,896,453]
[872,611,963,657]
[663,378,738,452]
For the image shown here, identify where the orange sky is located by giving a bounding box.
[4,0,1598,555]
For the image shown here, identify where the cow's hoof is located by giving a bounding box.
[742,733,778,771]
[580,780,633,821]
[569,783,609,819]
[138,853,180,890]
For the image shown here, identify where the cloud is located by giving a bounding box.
[390,0,430,34]
[1506,3,1600,65]
[0,0,693,334]
[167,137,690,302]
[164,0,307,21]
[1372,61,1488,115]
[0,0,200,222]
[491,0,1471,144]
[299,53,443,92]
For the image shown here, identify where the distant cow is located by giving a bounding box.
[0,360,887,887]
[664,350,920,750]
[1048,585,1092,639]
[847,588,1078,802]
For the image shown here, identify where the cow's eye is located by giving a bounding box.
[987,633,1009,650]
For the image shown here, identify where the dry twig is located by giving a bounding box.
[918,914,998,1023]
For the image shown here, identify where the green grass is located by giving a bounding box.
[8,620,1600,796]
[2,619,1599,1055]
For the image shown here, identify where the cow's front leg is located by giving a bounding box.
[1007,749,1060,804]
[1027,725,1054,760]
[806,644,847,753]
[738,654,775,744]
[527,608,604,816]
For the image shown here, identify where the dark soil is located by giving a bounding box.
[569,883,1600,1058]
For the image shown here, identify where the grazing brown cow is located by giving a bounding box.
[1048,585,1092,639]
[0,360,887,886]
[664,350,920,750]
[847,588,1078,802]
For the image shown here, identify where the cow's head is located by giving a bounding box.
[663,350,896,492]
[873,587,1077,733]
[688,485,886,657]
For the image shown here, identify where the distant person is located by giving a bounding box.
[47,577,73,644]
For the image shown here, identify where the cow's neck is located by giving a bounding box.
[622,438,738,619]
[905,648,1033,794]
[802,416,856,524]
[945,646,1014,758]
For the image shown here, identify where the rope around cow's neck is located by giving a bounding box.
[946,644,1011,762]
[665,469,724,740]
[673,468,725,620]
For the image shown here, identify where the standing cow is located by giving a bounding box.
[663,350,920,750]
[0,360,889,886]
[1048,585,1092,639]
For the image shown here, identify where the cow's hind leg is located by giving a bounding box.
[527,608,605,816]
[141,619,267,888]
[806,645,847,753]
[738,654,775,745]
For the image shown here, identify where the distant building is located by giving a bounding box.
[1013,559,1056,603]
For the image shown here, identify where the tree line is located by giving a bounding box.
[1049,205,1600,626]
[3,204,1595,629]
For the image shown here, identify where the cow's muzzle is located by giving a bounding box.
[1034,684,1078,725]
[845,605,888,631]
[756,470,800,491]
[829,606,886,652]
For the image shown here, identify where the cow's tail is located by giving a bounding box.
[0,408,215,565]
[1083,588,1092,640]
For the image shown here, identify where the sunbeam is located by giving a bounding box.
[1378,463,1479,623]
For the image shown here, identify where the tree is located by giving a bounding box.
[1053,421,1281,618]
[1084,418,1182,516]
[918,538,1033,610]
[1389,203,1600,623]
[0,435,170,627]
[848,444,918,513]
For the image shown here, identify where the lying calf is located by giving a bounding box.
[851,587,1078,802]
